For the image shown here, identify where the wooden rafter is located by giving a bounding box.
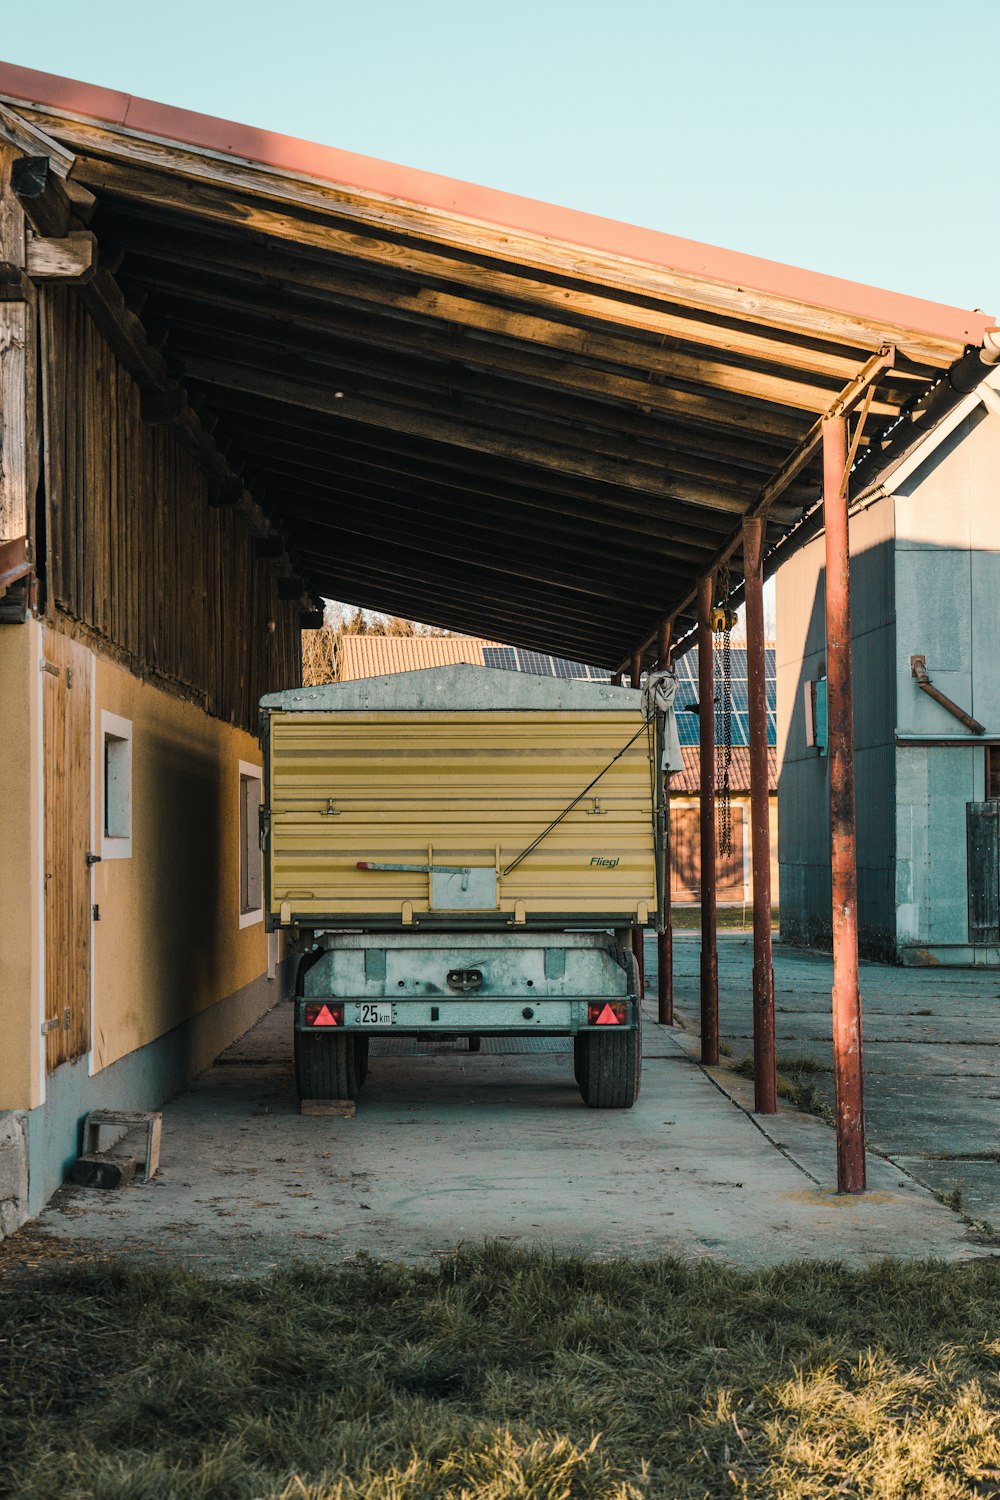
[0,75,986,663]
[178,354,803,520]
[29,105,972,365]
[0,115,318,614]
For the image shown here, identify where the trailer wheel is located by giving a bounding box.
[295,1030,364,1101]
[573,1034,589,1089]
[468,1034,481,1052]
[579,1009,642,1109]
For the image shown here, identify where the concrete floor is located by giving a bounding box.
[663,931,1000,1225]
[26,934,991,1272]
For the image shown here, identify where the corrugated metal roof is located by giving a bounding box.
[670,746,778,795]
[339,635,490,679]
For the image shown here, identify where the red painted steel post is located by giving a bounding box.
[742,516,777,1113]
[630,650,646,995]
[823,415,866,1193]
[697,576,718,1065]
[657,618,674,1025]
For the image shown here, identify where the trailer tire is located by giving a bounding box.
[579,1009,641,1108]
[295,1030,364,1101]
[354,1035,369,1086]
[468,1034,481,1052]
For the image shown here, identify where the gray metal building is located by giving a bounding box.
[777,364,1000,965]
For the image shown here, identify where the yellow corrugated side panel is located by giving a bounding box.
[268,710,655,919]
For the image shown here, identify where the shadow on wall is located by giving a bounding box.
[142,719,225,1077]
[780,531,898,963]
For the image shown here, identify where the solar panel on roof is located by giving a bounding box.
[550,655,593,679]
[483,645,517,671]
[652,647,775,748]
[477,643,774,745]
[514,649,552,675]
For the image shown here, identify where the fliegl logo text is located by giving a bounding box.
[589,855,620,869]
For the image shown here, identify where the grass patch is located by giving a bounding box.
[669,905,780,931]
[4,1245,1000,1498]
[729,1052,832,1119]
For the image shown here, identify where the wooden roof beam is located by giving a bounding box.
[0,103,95,220]
[165,318,819,502]
[108,226,924,391]
[189,392,795,528]
[108,243,914,421]
[65,171,895,417]
[239,460,719,564]
[158,305,795,467]
[619,346,898,671]
[178,354,802,521]
[229,431,783,551]
[0,106,316,608]
[273,506,690,608]
[111,231,894,391]
[126,271,827,453]
[267,488,703,594]
[42,119,970,366]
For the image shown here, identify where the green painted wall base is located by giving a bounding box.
[24,957,294,1218]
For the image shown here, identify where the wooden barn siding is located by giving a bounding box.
[40,285,299,730]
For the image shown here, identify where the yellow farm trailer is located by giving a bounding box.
[260,666,661,1108]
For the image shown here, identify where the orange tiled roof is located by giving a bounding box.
[339,634,492,680]
[670,746,778,795]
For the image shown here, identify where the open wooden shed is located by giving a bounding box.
[0,60,996,1214]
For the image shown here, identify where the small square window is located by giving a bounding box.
[239,762,263,927]
[100,711,132,859]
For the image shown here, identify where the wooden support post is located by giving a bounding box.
[697,574,718,1065]
[742,516,777,1112]
[657,618,674,1025]
[630,650,646,995]
[823,415,866,1194]
[0,146,34,557]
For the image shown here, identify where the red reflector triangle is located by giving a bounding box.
[313,1004,338,1027]
[595,1004,620,1026]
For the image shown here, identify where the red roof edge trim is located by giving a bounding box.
[0,59,993,347]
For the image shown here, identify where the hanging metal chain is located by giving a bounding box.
[715,561,734,857]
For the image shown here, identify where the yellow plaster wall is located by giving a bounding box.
[90,650,270,1071]
[0,619,42,1110]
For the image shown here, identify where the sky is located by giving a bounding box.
[1,0,998,316]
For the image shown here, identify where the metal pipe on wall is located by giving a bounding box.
[630,650,646,995]
[657,618,673,1025]
[742,516,777,1113]
[822,415,866,1194]
[697,575,718,1065]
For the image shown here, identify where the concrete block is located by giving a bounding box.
[0,1112,28,1238]
[70,1153,137,1190]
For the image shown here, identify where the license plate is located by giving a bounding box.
[352,1003,394,1026]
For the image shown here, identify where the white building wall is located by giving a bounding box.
[777,401,1000,967]
[893,408,1000,963]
